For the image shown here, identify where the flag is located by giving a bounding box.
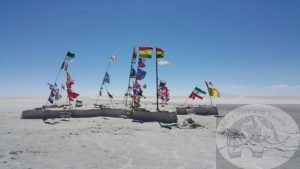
[66,51,75,62]
[68,90,79,101]
[64,62,68,70]
[132,47,137,63]
[103,72,110,84]
[66,71,72,82]
[189,87,206,100]
[134,82,141,90]
[130,67,136,78]
[138,58,146,68]
[156,48,164,58]
[61,84,65,90]
[48,97,54,104]
[136,68,146,80]
[66,80,74,89]
[111,54,117,62]
[75,100,83,107]
[108,92,113,99]
[205,81,220,97]
[60,62,65,70]
[139,47,153,58]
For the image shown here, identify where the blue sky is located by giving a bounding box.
[0,0,299,97]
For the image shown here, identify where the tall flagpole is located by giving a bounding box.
[156,52,159,111]
[131,56,140,110]
[124,47,136,107]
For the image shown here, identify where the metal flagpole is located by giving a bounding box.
[156,53,159,111]
[131,56,140,111]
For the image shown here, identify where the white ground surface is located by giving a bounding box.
[0,96,299,169]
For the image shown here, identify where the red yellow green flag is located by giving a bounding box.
[156,48,164,58]
[139,47,153,58]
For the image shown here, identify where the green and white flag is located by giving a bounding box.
[189,87,206,100]
[75,100,83,107]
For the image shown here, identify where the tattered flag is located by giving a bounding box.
[138,58,146,68]
[103,72,110,84]
[108,92,113,99]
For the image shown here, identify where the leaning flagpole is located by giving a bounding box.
[95,58,112,105]
[44,54,67,107]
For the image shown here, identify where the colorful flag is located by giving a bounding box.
[111,54,117,62]
[132,47,137,63]
[66,80,74,89]
[134,82,141,90]
[189,87,207,100]
[103,72,110,84]
[139,47,153,58]
[205,81,220,97]
[66,71,72,82]
[136,68,146,80]
[68,89,79,101]
[75,100,83,107]
[156,48,164,58]
[138,58,146,68]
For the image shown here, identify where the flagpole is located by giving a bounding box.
[124,47,135,107]
[156,53,159,111]
[205,81,213,106]
[44,55,67,107]
[131,55,140,111]
[183,87,194,106]
[104,83,114,106]
[95,60,112,105]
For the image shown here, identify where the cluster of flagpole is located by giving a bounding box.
[44,51,76,107]
[123,47,137,107]
[123,46,168,111]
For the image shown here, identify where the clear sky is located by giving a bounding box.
[0,0,299,97]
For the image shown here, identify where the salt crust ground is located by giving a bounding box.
[0,96,299,169]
